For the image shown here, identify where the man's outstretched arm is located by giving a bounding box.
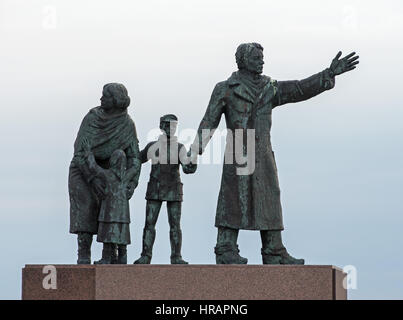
[273,51,359,107]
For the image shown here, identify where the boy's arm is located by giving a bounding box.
[139,142,153,163]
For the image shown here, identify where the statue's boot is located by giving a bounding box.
[260,230,304,265]
[117,245,127,264]
[133,227,155,264]
[77,232,92,264]
[215,244,248,264]
[170,230,188,264]
[94,243,116,264]
[134,255,151,264]
[215,227,247,264]
[111,244,118,264]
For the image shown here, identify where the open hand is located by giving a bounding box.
[330,51,359,76]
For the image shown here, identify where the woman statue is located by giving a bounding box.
[68,83,141,264]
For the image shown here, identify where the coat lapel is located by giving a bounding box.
[232,83,256,104]
[228,73,256,104]
[228,72,274,106]
[256,78,276,107]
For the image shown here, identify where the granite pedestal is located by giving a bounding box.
[22,265,347,300]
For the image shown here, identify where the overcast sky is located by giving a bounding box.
[1,0,403,299]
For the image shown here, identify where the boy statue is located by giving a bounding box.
[81,138,141,264]
[134,114,196,264]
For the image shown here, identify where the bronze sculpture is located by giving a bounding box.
[190,43,359,264]
[134,114,196,264]
[68,45,358,266]
[68,83,141,264]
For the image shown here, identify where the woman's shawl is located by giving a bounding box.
[72,106,138,164]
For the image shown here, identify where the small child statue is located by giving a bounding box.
[134,114,196,264]
[81,138,140,264]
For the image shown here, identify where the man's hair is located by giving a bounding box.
[102,83,131,109]
[160,114,178,123]
[235,43,264,70]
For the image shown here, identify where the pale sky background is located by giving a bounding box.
[0,0,402,299]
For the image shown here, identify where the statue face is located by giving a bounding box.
[244,48,264,74]
[100,90,115,110]
[160,120,178,138]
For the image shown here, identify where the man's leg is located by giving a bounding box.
[260,230,304,265]
[215,227,247,264]
[167,201,188,264]
[134,200,162,264]
[77,232,93,264]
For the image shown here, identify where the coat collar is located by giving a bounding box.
[228,71,272,104]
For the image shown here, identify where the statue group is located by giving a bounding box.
[69,43,359,265]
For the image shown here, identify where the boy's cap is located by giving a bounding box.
[160,114,178,122]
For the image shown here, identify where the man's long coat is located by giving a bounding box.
[194,69,335,230]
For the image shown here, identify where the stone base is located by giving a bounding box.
[22,265,347,300]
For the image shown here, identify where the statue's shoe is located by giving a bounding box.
[133,255,151,264]
[216,252,248,264]
[116,255,127,264]
[215,244,248,264]
[94,258,112,265]
[171,257,189,264]
[77,258,91,265]
[262,252,304,265]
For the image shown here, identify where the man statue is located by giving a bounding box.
[69,83,141,264]
[134,114,196,264]
[190,43,359,264]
